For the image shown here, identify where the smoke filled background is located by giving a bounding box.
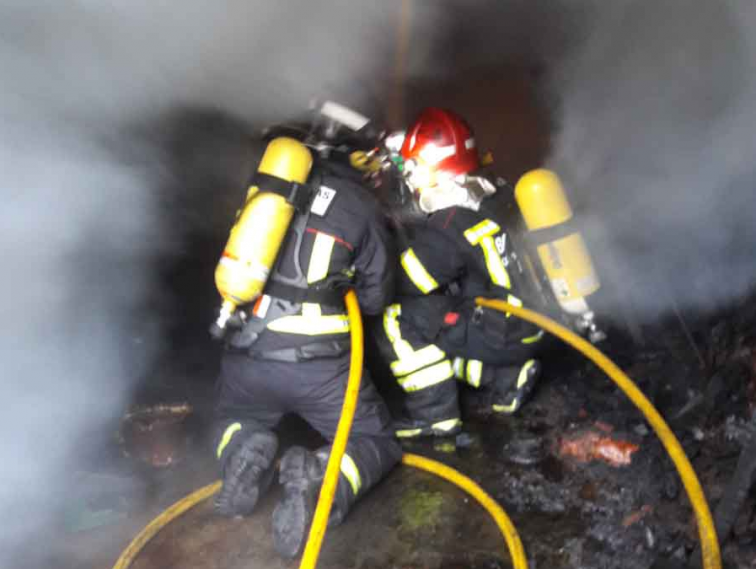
[0,2,396,564]
[547,0,756,321]
[2,0,756,565]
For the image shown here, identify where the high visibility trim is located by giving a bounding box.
[307,232,336,284]
[481,236,511,288]
[522,330,545,344]
[398,360,454,392]
[216,422,242,459]
[302,302,322,318]
[517,359,537,388]
[384,303,451,391]
[502,294,522,318]
[396,427,423,438]
[253,294,271,318]
[400,248,439,294]
[463,219,500,245]
[432,418,462,432]
[267,313,349,335]
[465,359,483,388]
[340,453,362,495]
[305,227,353,251]
[452,357,465,380]
[390,344,447,377]
[493,400,519,414]
[383,304,414,361]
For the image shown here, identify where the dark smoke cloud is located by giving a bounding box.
[547,0,756,321]
[0,1,398,563]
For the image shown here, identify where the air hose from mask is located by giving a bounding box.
[112,290,529,569]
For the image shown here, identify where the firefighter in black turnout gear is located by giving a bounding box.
[212,110,401,558]
[377,108,544,438]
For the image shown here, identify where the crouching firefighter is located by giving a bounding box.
[210,130,401,558]
[376,107,545,439]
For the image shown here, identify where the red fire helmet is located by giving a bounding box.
[400,108,479,177]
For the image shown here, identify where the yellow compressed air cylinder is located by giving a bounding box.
[213,137,313,331]
[514,169,600,315]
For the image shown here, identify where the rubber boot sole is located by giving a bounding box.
[214,431,277,517]
[272,447,319,559]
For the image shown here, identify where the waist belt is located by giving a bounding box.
[236,339,350,362]
[264,280,345,308]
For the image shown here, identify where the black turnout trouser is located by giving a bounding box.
[377,301,542,426]
[214,351,402,520]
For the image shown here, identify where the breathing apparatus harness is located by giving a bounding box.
[220,102,382,362]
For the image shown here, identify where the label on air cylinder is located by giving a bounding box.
[550,277,571,299]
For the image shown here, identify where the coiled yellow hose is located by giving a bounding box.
[476,297,721,569]
[401,453,527,569]
[112,291,528,569]
[301,291,527,569]
[111,481,221,569]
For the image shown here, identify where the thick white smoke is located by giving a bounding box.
[0,1,397,563]
[547,0,756,321]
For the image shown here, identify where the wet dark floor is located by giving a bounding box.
[44,323,756,569]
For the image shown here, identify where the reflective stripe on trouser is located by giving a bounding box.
[394,378,461,435]
[329,437,401,526]
[452,357,484,388]
[395,417,462,438]
[492,359,539,414]
[340,453,362,495]
[383,304,454,393]
[377,304,461,434]
[216,422,242,459]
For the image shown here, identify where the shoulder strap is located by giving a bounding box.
[249,172,313,213]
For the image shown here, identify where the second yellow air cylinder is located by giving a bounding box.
[514,169,600,316]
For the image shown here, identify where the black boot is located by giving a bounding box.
[272,446,327,559]
[491,359,541,415]
[394,379,462,438]
[393,416,462,438]
[214,430,278,517]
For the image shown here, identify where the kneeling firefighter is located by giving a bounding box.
[210,103,401,558]
[375,108,546,438]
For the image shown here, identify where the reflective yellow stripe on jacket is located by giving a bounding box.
[307,232,336,284]
[400,248,439,294]
[267,302,350,335]
[464,219,511,289]
[267,230,348,335]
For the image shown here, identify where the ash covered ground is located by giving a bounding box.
[43,288,756,569]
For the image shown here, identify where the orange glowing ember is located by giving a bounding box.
[559,430,639,467]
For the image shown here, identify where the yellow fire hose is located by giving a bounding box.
[113,294,721,569]
[112,291,528,569]
[476,297,721,569]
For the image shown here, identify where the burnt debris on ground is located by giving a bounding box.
[45,292,756,569]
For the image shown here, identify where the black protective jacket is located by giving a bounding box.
[228,158,395,356]
[394,195,536,342]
